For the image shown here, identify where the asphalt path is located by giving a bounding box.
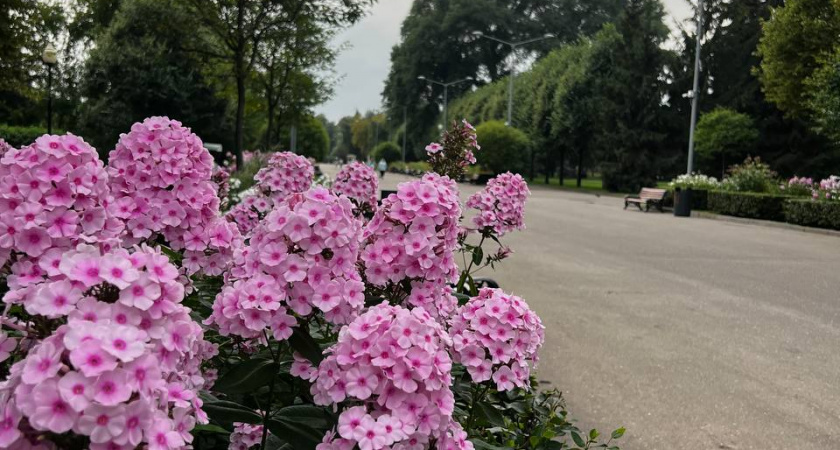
[323,165,840,450]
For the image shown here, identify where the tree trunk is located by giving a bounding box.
[576,147,584,188]
[559,147,565,186]
[721,153,726,180]
[235,72,245,170]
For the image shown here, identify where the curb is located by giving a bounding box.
[692,211,840,238]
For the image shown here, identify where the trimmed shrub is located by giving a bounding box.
[372,141,402,163]
[475,120,530,175]
[708,191,788,221]
[0,124,60,147]
[784,200,840,230]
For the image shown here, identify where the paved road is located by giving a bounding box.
[325,166,840,450]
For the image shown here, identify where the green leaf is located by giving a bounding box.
[213,358,279,394]
[455,292,471,305]
[589,429,600,440]
[266,418,324,450]
[542,441,564,450]
[470,439,512,450]
[275,405,334,429]
[610,427,625,440]
[468,274,478,297]
[193,423,231,434]
[472,246,484,266]
[203,400,262,424]
[289,327,324,364]
[571,431,586,448]
[475,401,505,428]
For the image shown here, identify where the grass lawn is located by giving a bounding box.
[531,177,604,191]
[530,177,673,193]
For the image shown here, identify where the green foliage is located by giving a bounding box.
[389,161,431,175]
[372,141,402,163]
[756,0,840,117]
[349,112,386,159]
[708,191,789,221]
[78,0,232,152]
[0,124,62,148]
[805,48,840,144]
[783,199,840,230]
[278,116,330,161]
[721,157,779,193]
[451,371,624,450]
[695,108,759,177]
[0,1,65,127]
[475,121,530,175]
[382,0,624,159]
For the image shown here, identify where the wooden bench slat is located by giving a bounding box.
[624,188,666,212]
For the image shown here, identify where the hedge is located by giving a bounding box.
[783,200,840,230]
[0,124,60,148]
[707,191,788,222]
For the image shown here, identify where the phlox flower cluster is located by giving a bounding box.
[107,117,241,276]
[331,162,379,213]
[306,303,459,450]
[780,176,815,197]
[0,140,11,157]
[213,165,233,211]
[787,176,814,187]
[466,172,530,236]
[425,120,480,180]
[225,192,274,236]
[0,133,123,274]
[229,420,267,450]
[449,288,544,392]
[818,175,840,200]
[208,187,365,340]
[254,152,314,201]
[0,245,214,449]
[361,174,461,317]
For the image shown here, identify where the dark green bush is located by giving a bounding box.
[708,191,788,221]
[784,200,840,230]
[0,124,59,147]
[372,141,402,163]
[475,121,530,175]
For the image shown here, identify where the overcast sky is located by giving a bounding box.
[316,0,694,122]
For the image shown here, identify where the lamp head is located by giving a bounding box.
[42,44,57,65]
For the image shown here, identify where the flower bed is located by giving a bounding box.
[0,118,623,450]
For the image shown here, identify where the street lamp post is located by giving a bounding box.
[417,76,472,128]
[472,31,555,126]
[686,0,704,174]
[42,44,58,134]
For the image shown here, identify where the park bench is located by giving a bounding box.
[624,188,667,212]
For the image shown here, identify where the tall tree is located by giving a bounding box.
[594,0,672,192]
[0,0,64,126]
[184,0,372,168]
[383,0,622,159]
[756,0,840,118]
[78,0,232,152]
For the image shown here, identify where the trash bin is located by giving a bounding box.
[673,187,692,217]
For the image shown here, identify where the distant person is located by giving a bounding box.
[378,158,387,178]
